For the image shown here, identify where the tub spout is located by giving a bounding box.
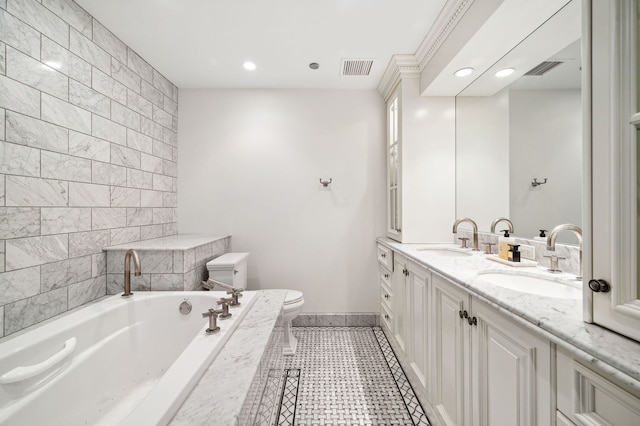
[123,249,141,297]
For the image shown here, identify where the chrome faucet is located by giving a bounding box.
[452,218,479,251]
[202,278,243,306]
[490,217,514,234]
[123,249,141,297]
[546,224,582,280]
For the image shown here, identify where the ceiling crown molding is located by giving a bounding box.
[377,0,475,100]
[377,54,420,101]
[415,0,475,71]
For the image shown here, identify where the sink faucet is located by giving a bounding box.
[452,218,479,251]
[546,224,582,280]
[490,217,514,234]
[123,249,141,297]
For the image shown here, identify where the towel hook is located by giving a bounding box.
[531,177,548,188]
[319,178,332,187]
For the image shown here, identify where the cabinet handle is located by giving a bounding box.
[384,314,389,320]
[467,316,477,326]
[384,273,389,279]
[459,310,468,319]
[588,279,611,293]
[384,294,389,299]
[381,253,386,258]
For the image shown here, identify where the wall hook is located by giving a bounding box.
[531,177,548,188]
[319,178,332,187]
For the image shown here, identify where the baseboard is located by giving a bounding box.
[291,313,379,327]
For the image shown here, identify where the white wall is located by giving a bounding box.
[509,89,582,239]
[178,89,386,313]
[455,89,510,232]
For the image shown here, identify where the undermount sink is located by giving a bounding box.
[415,247,473,258]
[476,272,581,299]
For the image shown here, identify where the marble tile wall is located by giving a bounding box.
[104,238,231,294]
[0,0,179,336]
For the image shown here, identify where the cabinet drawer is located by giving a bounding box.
[381,304,393,331]
[380,282,393,310]
[377,244,393,270]
[557,350,640,426]
[379,264,392,287]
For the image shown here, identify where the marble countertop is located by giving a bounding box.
[170,289,287,425]
[103,234,230,251]
[377,238,640,392]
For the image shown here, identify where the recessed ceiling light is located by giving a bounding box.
[495,68,515,77]
[243,61,256,71]
[454,67,474,77]
[309,62,320,70]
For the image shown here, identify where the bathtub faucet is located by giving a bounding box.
[123,249,141,297]
[202,278,243,306]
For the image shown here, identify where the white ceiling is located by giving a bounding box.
[75,0,447,89]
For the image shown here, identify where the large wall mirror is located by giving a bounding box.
[455,0,582,243]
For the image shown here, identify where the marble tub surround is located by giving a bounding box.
[104,234,230,293]
[455,228,581,277]
[0,0,178,336]
[378,238,640,393]
[171,290,287,425]
[291,313,379,327]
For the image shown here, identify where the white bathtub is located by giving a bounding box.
[0,291,256,426]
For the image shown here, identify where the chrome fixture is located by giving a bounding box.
[490,217,514,234]
[546,224,582,280]
[202,278,243,306]
[319,178,332,187]
[452,218,479,251]
[531,177,548,188]
[202,308,223,334]
[179,299,192,315]
[123,249,141,297]
[217,298,233,319]
[458,237,469,249]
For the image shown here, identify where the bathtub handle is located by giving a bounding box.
[0,337,77,384]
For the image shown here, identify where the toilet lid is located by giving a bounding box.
[284,290,304,305]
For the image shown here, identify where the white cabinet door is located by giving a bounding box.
[590,0,640,341]
[557,349,640,426]
[407,261,430,390]
[393,255,408,353]
[471,299,552,426]
[431,274,470,426]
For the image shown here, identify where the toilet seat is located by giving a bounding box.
[284,290,303,306]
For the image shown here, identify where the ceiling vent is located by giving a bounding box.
[341,59,374,76]
[524,61,563,76]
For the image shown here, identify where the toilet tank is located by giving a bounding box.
[206,253,249,290]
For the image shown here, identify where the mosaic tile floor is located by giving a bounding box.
[271,327,430,426]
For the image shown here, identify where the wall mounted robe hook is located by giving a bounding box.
[319,178,332,187]
[531,177,548,188]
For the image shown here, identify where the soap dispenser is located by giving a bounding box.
[534,229,548,242]
[507,244,521,262]
[498,230,515,260]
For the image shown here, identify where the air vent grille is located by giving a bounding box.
[341,59,374,76]
[524,61,563,76]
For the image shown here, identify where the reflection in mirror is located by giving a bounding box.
[455,0,581,244]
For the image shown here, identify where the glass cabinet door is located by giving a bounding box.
[388,93,401,237]
[591,0,640,341]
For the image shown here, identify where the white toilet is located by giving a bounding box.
[206,253,305,356]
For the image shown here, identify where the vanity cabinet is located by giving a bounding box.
[430,273,552,426]
[383,70,455,243]
[377,244,394,332]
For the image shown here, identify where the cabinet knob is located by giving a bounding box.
[459,310,468,319]
[384,314,389,320]
[384,273,389,279]
[384,294,389,299]
[588,279,611,293]
[381,253,386,258]
[467,316,477,326]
